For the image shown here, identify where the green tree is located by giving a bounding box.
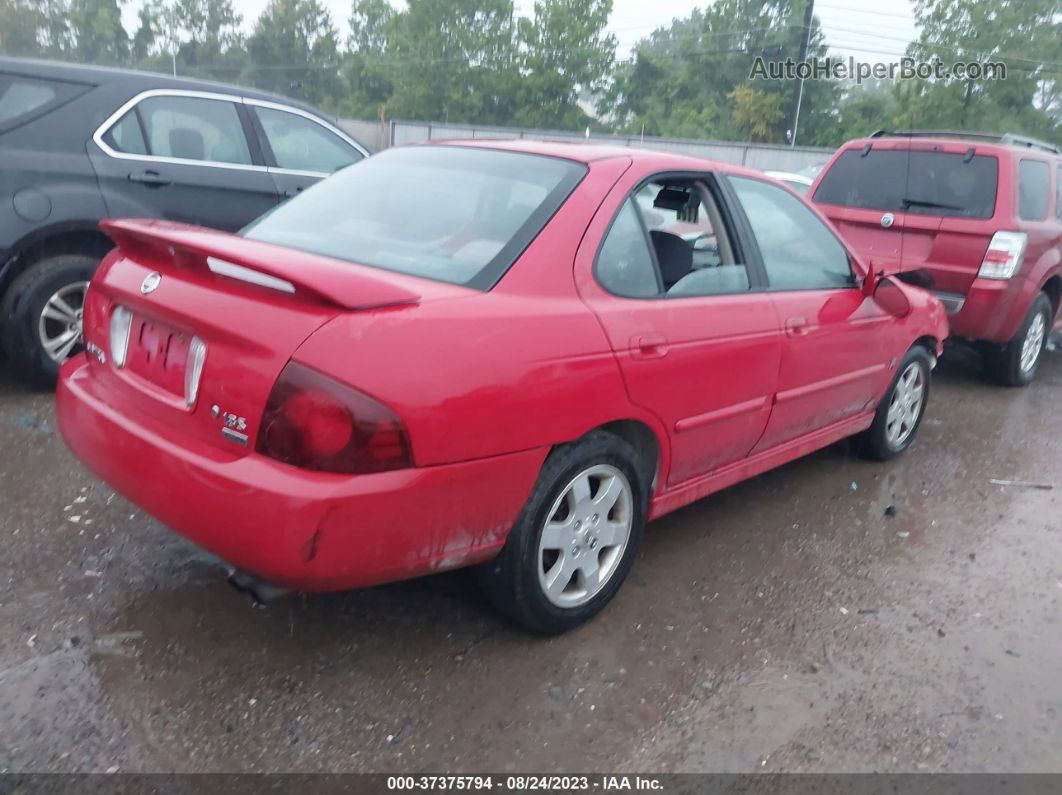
[0,0,47,56]
[901,0,1061,139]
[729,83,783,141]
[600,0,839,144]
[168,0,244,79]
[69,0,129,65]
[341,0,395,118]
[383,0,520,124]
[512,0,616,129]
[244,0,342,107]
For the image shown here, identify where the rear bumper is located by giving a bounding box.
[57,358,546,591]
[940,276,1037,344]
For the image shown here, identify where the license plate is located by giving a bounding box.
[126,316,190,396]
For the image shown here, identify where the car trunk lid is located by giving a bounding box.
[82,219,457,457]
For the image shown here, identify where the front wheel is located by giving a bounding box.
[983,293,1052,387]
[477,431,648,634]
[857,346,932,461]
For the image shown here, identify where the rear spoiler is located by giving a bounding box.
[100,219,421,310]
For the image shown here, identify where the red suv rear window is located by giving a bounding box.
[814,148,998,219]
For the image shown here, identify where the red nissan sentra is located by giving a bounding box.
[57,141,948,633]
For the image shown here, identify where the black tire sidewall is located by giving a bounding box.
[479,432,648,634]
[2,255,98,388]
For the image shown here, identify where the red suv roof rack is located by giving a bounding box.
[868,129,1059,155]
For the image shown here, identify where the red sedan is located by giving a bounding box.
[57,141,948,633]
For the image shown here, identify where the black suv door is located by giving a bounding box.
[88,90,281,231]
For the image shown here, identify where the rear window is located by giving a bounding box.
[814,148,998,219]
[1018,159,1049,221]
[243,146,587,289]
[0,74,86,132]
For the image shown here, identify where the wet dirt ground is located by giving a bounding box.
[1,348,1060,774]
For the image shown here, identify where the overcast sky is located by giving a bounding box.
[125,0,920,64]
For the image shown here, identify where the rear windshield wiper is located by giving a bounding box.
[901,198,961,211]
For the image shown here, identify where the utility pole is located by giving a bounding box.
[789,0,814,147]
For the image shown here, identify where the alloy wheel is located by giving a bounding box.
[38,281,89,364]
[537,464,633,608]
[885,362,925,449]
[1019,310,1047,375]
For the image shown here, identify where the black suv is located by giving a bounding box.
[0,57,368,385]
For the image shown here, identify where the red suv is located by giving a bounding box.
[811,131,1062,385]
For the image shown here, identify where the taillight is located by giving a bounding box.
[257,362,412,474]
[109,306,133,368]
[185,337,207,407]
[978,231,1027,280]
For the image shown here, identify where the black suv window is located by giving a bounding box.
[0,74,86,132]
[730,175,853,291]
[1057,166,1062,221]
[253,105,362,174]
[1018,159,1049,221]
[814,148,998,219]
[104,95,252,166]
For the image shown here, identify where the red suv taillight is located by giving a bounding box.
[257,362,412,474]
[978,231,1027,280]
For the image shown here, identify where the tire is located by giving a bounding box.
[982,293,1052,387]
[477,430,649,634]
[0,254,98,388]
[857,345,933,461]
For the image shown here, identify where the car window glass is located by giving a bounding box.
[730,175,853,291]
[634,181,749,296]
[254,106,362,173]
[134,95,251,165]
[243,145,585,289]
[595,199,660,298]
[102,110,148,155]
[1018,159,1049,221]
[1057,166,1062,220]
[0,79,56,124]
[814,148,998,219]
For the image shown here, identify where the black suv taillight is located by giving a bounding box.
[257,362,412,474]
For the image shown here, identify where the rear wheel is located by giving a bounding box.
[1,255,98,388]
[857,346,932,461]
[477,431,648,634]
[983,293,1052,387]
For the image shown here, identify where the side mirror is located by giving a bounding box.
[861,265,882,298]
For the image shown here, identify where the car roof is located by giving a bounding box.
[0,56,329,119]
[841,133,1060,160]
[434,138,766,176]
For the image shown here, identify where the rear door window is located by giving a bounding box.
[1018,159,1049,221]
[0,74,87,132]
[815,148,998,219]
[252,105,363,174]
[103,95,253,166]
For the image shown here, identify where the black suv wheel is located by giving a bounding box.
[1,255,97,388]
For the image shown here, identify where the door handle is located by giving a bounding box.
[630,334,668,359]
[128,170,171,187]
[785,317,810,336]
